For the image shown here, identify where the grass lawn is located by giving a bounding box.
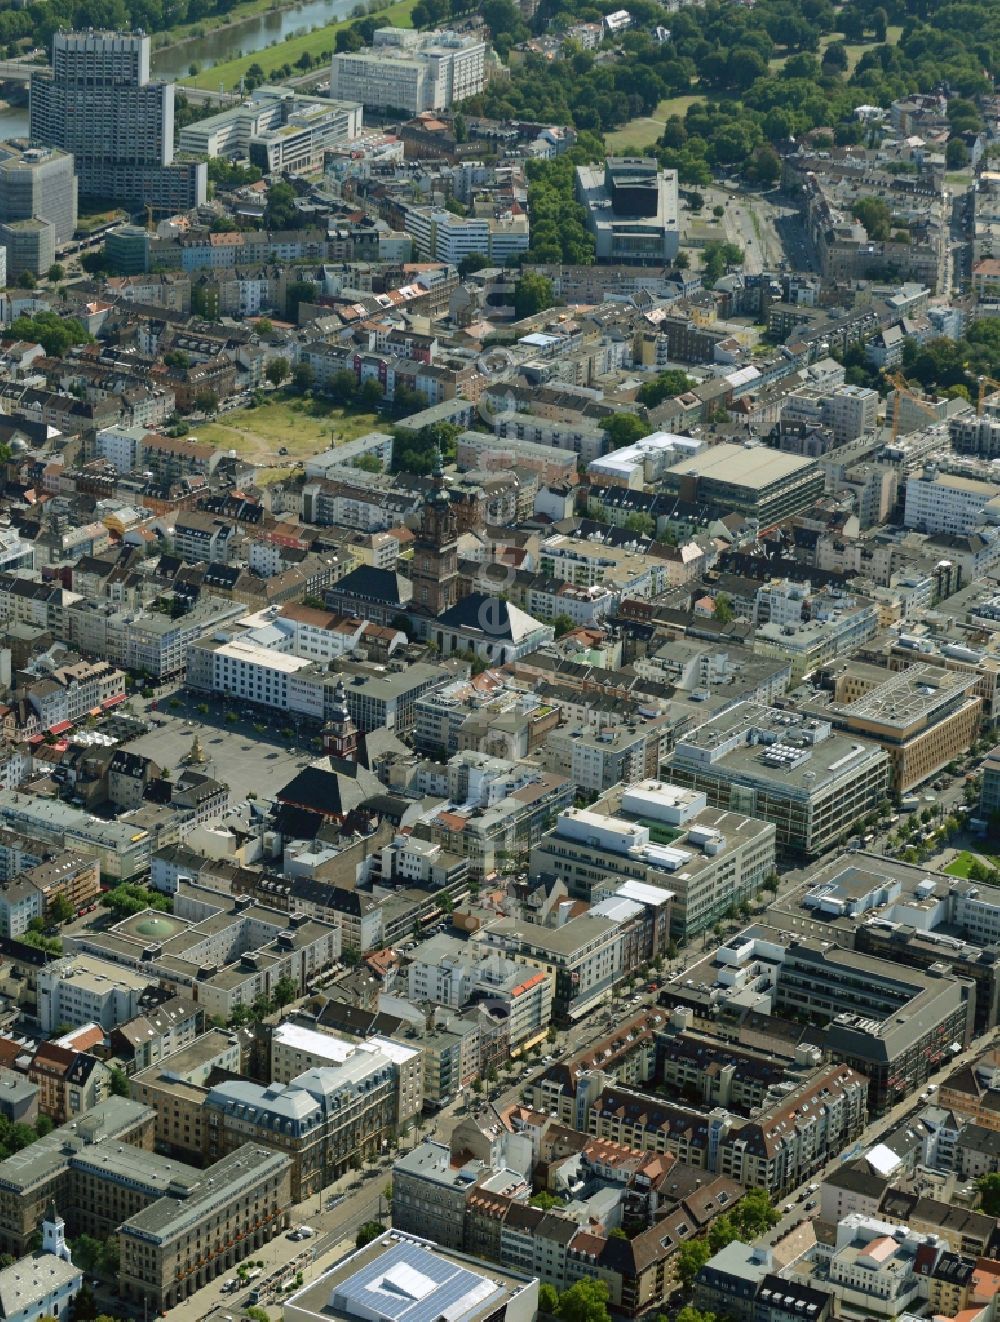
[76,208,126,233]
[770,25,903,72]
[192,395,380,465]
[604,94,704,150]
[945,850,1000,877]
[182,0,417,90]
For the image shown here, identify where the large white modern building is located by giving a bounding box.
[403,204,529,264]
[330,28,486,113]
[904,463,1000,535]
[178,87,363,174]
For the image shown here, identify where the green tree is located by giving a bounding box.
[600,413,646,450]
[514,271,555,319]
[676,1239,712,1290]
[637,369,693,408]
[273,975,297,1007]
[625,512,656,537]
[713,593,734,624]
[70,1283,98,1321]
[108,1066,130,1098]
[539,1284,559,1315]
[947,138,970,170]
[293,362,315,393]
[17,270,36,290]
[530,1191,564,1210]
[286,280,316,323]
[852,196,891,241]
[194,388,218,415]
[47,893,74,926]
[555,1278,612,1322]
[10,313,92,358]
[356,1221,383,1249]
[553,613,575,638]
[981,1173,1000,1217]
[458,252,489,277]
[266,357,289,388]
[47,263,64,282]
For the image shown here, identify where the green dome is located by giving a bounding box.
[134,916,177,939]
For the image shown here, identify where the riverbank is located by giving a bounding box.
[152,0,293,53]
[181,0,417,90]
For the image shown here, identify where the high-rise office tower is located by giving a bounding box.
[0,143,77,244]
[30,31,206,212]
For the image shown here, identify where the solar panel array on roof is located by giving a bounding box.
[332,1240,502,1322]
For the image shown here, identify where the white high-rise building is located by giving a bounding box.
[330,28,486,114]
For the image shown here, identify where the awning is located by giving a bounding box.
[102,693,127,709]
[49,721,71,735]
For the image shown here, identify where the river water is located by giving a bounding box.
[151,0,356,83]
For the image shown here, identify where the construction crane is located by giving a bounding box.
[888,371,940,443]
[977,374,1000,416]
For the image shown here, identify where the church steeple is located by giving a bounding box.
[412,446,458,614]
[322,677,358,763]
[42,1202,71,1262]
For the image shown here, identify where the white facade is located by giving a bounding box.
[96,424,147,474]
[179,88,362,173]
[904,466,1000,535]
[403,205,529,264]
[330,29,486,114]
[38,955,150,1032]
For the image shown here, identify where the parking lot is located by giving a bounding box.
[122,687,320,803]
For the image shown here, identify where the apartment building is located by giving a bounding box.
[751,598,878,681]
[782,383,877,444]
[124,595,244,680]
[479,913,623,1024]
[270,1022,423,1123]
[539,718,670,792]
[330,29,486,113]
[38,955,151,1033]
[0,792,150,881]
[129,1029,243,1162]
[0,853,99,937]
[71,890,341,1022]
[904,464,1000,535]
[405,933,551,1048]
[665,703,891,857]
[403,205,530,264]
[664,926,975,1115]
[531,781,775,942]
